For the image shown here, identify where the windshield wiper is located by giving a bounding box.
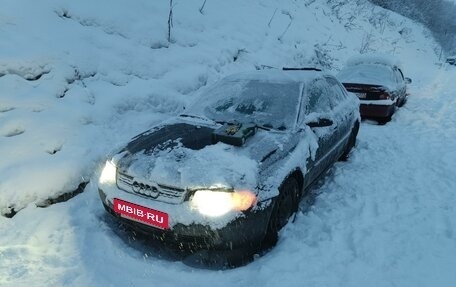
[213,120,284,132]
[255,123,288,131]
[179,114,215,123]
[255,124,272,131]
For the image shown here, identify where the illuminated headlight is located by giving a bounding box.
[190,189,257,217]
[99,160,117,184]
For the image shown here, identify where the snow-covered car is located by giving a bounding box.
[446,56,456,66]
[98,69,360,263]
[338,55,412,124]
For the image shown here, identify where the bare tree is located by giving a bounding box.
[167,0,174,43]
[268,8,278,28]
[278,10,293,42]
[359,32,374,54]
[199,0,207,15]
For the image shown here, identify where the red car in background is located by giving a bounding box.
[338,55,412,124]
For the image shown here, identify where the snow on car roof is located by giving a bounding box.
[346,53,403,70]
[224,68,326,84]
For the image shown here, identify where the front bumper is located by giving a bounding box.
[98,187,272,252]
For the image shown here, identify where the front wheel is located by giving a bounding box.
[397,95,407,107]
[262,177,299,247]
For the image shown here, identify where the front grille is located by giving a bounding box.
[117,172,187,204]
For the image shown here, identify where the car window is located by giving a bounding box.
[325,77,347,108]
[335,82,349,100]
[338,64,397,89]
[199,79,301,130]
[393,68,403,84]
[306,78,331,113]
[397,68,405,80]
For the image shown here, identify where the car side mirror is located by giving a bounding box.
[306,118,333,128]
[405,77,412,84]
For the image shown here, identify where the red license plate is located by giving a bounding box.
[113,198,169,229]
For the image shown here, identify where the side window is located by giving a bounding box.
[325,77,347,107]
[393,68,404,84]
[397,68,405,80]
[306,79,331,114]
[336,82,349,100]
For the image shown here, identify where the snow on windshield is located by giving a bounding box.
[337,64,397,90]
[191,79,301,130]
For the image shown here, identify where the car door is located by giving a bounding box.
[325,76,353,150]
[302,78,339,186]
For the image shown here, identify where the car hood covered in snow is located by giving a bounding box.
[112,121,290,193]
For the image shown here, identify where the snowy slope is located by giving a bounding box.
[2,0,456,286]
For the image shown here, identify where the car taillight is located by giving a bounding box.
[379,92,390,100]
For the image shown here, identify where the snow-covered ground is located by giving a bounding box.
[1,0,456,286]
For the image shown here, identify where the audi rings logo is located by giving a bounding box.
[131,181,160,198]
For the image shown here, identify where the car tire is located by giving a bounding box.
[262,176,299,247]
[377,116,391,125]
[339,122,359,161]
[397,96,407,107]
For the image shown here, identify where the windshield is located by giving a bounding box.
[189,79,301,130]
[338,64,396,89]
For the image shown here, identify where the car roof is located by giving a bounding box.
[346,54,402,70]
[222,69,329,84]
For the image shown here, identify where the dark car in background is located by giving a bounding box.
[338,55,411,124]
[98,68,360,265]
[447,56,456,66]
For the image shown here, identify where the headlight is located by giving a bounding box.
[99,160,116,184]
[190,189,257,217]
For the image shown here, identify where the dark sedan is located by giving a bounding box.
[338,56,411,124]
[98,68,360,265]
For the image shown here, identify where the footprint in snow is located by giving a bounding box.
[3,127,25,137]
[45,144,62,155]
[0,107,15,113]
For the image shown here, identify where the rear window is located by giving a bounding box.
[338,64,396,88]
